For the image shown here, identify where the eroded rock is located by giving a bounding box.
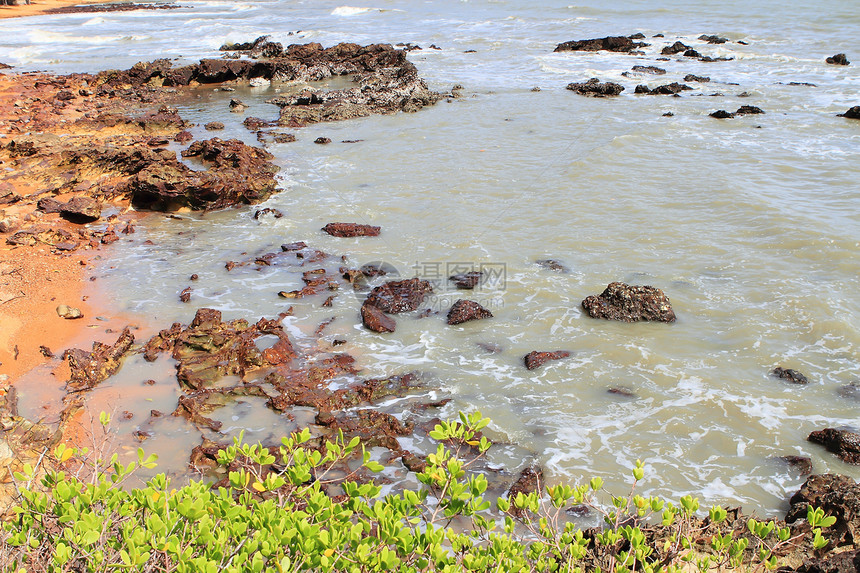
[566,78,625,97]
[524,350,570,371]
[581,282,676,323]
[554,36,645,53]
[808,429,860,464]
[826,53,850,65]
[65,327,134,391]
[361,301,396,333]
[772,367,809,384]
[322,222,381,237]
[364,278,432,313]
[447,300,493,325]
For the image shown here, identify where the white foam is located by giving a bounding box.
[331,6,374,16]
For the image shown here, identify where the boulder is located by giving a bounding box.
[566,78,625,97]
[204,121,224,131]
[554,36,645,53]
[447,300,493,325]
[826,53,850,65]
[699,35,728,44]
[684,74,710,82]
[736,105,765,115]
[581,282,676,322]
[787,474,860,547]
[322,223,381,237]
[635,82,692,95]
[772,367,809,384]
[524,350,570,371]
[364,278,432,313]
[808,429,860,464]
[838,106,860,119]
[710,109,735,118]
[661,41,690,55]
[60,196,102,223]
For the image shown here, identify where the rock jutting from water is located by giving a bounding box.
[581,282,676,323]
[634,82,692,95]
[322,222,381,237]
[364,278,433,314]
[554,36,646,53]
[838,106,860,119]
[807,429,860,464]
[524,350,571,371]
[566,78,625,97]
[771,367,809,384]
[825,53,850,65]
[446,300,493,325]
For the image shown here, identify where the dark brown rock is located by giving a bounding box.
[710,109,735,118]
[838,106,860,119]
[37,197,63,213]
[826,53,850,65]
[635,82,692,95]
[204,121,224,131]
[60,196,102,223]
[314,137,332,145]
[566,78,625,97]
[174,130,193,143]
[683,49,702,58]
[360,301,396,333]
[273,132,297,143]
[65,327,134,390]
[684,74,710,82]
[788,474,860,548]
[661,41,690,55]
[253,207,283,220]
[508,466,543,516]
[793,550,860,573]
[179,287,191,303]
[554,36,645,53]
[809,429,860,464]
[524,350,570,371]
[772,367,809,384]
[365,278,432,313]
[243,117,270,130]
[447,300,493,325]
[736,105,765,115]
[621,65,667,78]
[581,282,676,323]
[699,35,728,44]
[130,138,278,211]
[322,222,381,237]
[449,271,482,289]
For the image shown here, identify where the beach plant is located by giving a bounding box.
[0,411,836,572]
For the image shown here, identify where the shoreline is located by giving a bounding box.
[0,0,127,19]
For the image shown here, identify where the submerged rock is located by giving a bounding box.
[524,350,570,371]
[536,259,570,273]
[581,282,676,323]
[772,367,809,384]
[447,300,493,325]
[449,271,483,289]
[566,78,625,97]
[554,36,645,53]
[773,455,813,476]
[322,222,381,237]
[364,278,432,314]
[826,53,850,65]
[808,429,860,464]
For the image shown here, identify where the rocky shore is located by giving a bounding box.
[1,35,859,571]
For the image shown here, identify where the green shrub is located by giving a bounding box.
[0,411,835,572]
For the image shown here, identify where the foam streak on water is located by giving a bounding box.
[2,0,858,514]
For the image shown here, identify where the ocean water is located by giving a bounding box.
[3,0,859,515]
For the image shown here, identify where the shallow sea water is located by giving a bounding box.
[3,0,859,514]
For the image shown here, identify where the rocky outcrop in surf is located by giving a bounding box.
[554,36,647,53]
[581,282,676,323]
